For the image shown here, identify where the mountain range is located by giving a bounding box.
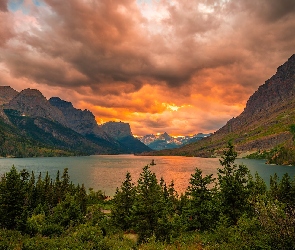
[138,132,211,150]
[0,88,151,157]
[144,54,295,157]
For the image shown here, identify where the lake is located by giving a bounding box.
[1,155,295,196]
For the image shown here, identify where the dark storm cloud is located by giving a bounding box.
[1,0,295,135]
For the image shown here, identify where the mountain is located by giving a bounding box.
[49,97,107,138]
[144,54,295,157]
[5,89,68,126]
[100,121,152,154]
[0,86,19,123]
[0,86,18,105]
[138,132,210,150]
[0,88,151,157]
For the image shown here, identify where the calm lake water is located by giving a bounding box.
[1,155,295,196]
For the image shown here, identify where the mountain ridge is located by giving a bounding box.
[144,54,295,157]
[0,87,151,156]
[138,132,211,150]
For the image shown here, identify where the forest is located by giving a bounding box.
[0,143,295,249]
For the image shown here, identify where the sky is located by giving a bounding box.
[0,0,295,136]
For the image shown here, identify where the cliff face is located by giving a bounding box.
[214,54,295,153]
[49,97,107,138]
[100,121,133,139]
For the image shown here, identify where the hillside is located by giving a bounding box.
[0,87,151,157]
[145,54,295,157]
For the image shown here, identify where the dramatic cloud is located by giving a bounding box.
[0,0,295,135]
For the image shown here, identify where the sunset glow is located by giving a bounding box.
[1,0,295,135]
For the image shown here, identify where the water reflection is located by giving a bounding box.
[0,155,295,196]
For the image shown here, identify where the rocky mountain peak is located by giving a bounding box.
[161,132,171,140]
[0,86,18,105]
[49,97,106,138]
[242,54,295,117]
[49,97,74,109]
[5,88,67,126]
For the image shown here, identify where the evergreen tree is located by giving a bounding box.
[278,173,295,207]
[0,166,27,229]
[183,168,217,231]
[111,172,136,231]
[132,165,164,242]
[217,142,253,224]
[269,173,279,200]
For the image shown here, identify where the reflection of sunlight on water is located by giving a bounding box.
[1,156,295,197]
[86,155,221,196]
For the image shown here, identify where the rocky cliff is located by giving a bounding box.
[49,97,107,138]
[100,121,133,139]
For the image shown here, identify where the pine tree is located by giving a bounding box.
[132,165,165,242]
[217,142,253,224]
[184,168,217,231]
[0,166,27,229]
[111,172,136,231]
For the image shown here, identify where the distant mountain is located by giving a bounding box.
[138,132,210,150]
[144,54,295,157]
[100,121,152,154]
[0,87,151,157]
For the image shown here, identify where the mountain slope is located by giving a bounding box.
[0,88,151,156]
[146,54,295,157]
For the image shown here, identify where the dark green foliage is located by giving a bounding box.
[2,145,295,248]
[182,168,217,231]
[290,124,295,141]
[112,166,181,242]
[132,165,165,241]
[49,194,84,228]
[217,142,254,224]
[0,167,96,235]
[266,145,295,165]
[0,166,27,230]
[269,173,295,207]
[111,172,136,231]
[245,150,270,159]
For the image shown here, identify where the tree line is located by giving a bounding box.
[1,142,295,249]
